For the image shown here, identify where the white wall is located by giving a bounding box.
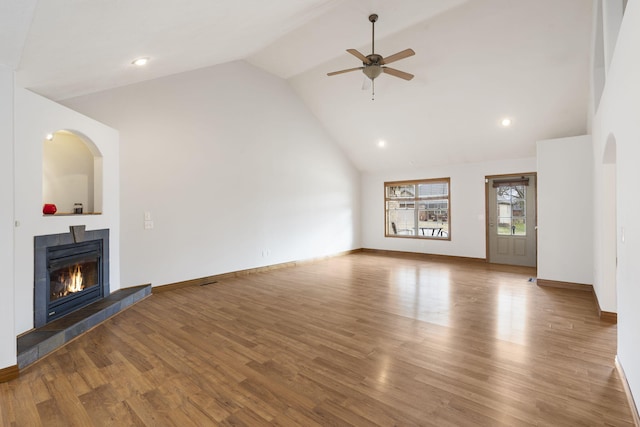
[602,0,624,76]
[361,157,536,258]
[592,0,640,406]
[595,157,617,311]
[0,65,16,369]
[591,133,617,314]
[536,135,594,286]
[63,60,361,289]
[13,88,120,335]
[590,0,624,134]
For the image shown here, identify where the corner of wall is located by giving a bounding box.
[0,65,17,370]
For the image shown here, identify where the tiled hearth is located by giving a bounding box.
[17,284,151,369]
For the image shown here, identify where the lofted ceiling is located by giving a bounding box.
[3,0,592,171]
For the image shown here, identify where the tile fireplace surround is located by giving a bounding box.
[33,226,110,328]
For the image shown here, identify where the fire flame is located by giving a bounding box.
[55,264,84,297]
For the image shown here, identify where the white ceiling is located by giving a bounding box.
[3,0,593,172]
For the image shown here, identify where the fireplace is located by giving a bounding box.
[34,227,110,328]
[47,239,103,322]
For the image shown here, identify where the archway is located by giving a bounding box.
[42,130,103,214]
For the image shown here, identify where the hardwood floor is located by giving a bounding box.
[0,252,633,426]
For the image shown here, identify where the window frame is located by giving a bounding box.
[384,177,451,241]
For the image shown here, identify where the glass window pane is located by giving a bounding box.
[496,184,526,236]
[386,201,415,235]
[512,200,525,217]
[418,182,448,198]
[387,185,415,199]
[498,217,512,235]
[513,218,526,236]
[418,199,448,238]
[498,202,510,218]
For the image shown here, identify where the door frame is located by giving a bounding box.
[485,172,538,265]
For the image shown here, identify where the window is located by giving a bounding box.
[385,178,450,239]
[495,183,527,236]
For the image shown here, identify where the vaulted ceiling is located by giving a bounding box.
[2,0,592,171]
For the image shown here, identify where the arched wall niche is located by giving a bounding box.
[42,129,103,214]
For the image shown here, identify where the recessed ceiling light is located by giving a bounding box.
[131,57,149,66]
[378,140,386,148]
[45,133,54,141]
[501,118,512,127]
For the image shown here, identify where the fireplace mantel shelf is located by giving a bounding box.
[43,212,102,216]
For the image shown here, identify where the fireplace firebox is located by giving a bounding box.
[34,227,110,328]
[47,240,103,323]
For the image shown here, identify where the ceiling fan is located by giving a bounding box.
[327,14,415,98]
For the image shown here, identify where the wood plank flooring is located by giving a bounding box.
[0,252,633,426]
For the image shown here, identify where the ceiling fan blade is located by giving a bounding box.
[346,49,372,64]
[327,67,364,76]
[381,48,415,65]
[382,67,414,81]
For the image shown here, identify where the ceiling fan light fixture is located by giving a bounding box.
[363,64,382,80]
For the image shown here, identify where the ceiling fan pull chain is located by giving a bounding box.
[372,79,375,101]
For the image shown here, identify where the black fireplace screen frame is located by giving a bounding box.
[34,228,110,328]
[46,240,103,323]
